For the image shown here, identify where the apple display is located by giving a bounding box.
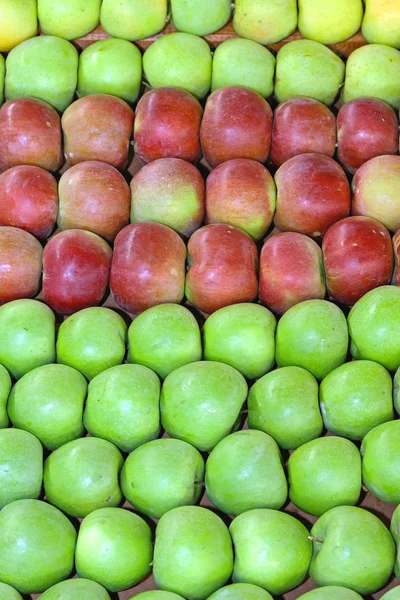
[38,0,101,39]
[298,0,363,44]
[0,583,23,600]
[0,364,11,428]
[40,579,111,600]
[207,583,273,600]
[100,0,167,40]
[298,587,364,600]
[0,0,37,52]
[362,0,400,48]
[361,420,400,504]
[172,0,231,35]
[233,0,297,44]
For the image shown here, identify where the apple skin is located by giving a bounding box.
[134,87,203,164]
[39,578,111,600]
[0,364,11,428]
[0,0,37,52]
[274,153,351,239]
[233,0,297,44]
[185,224,258,314]
[0,54,4,104]
[43,229,112,315]
[391,505,400,576]
[0,583,23,600]
[154,506,233,600]
[200,86,272,168]
[58,161,130,242]
[298,0,363,44]
[131,593,185,600]
[62,94,134,170]
[38,0,101,40]
[270,97,336,167]
[394,367,400,414]
[205,158,276,241]
[207,583,273,600]
[259,231,326,314]
[298,587,363,600]
[171,0,231,36]
[0,97,62,172]
[0,499,76,594]
[381,588,400,600]
[100,0,167,41]
[361,420,400,504]
[362,0,400,48]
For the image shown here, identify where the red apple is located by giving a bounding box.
[337,98,398,174]
[0,166,58,239]
[134,88,203,163]
[270,97,336,168]
[392,230,400,286]
[185,223,258,314]
[322,216,393,306]
[0,226,43,305]
[200,86,272,168]
[274,153,351,239]
[62,94,134,169]
[205,158,276,241]
[110,222,186,314]
[42,229,112,315]
[58,161,130,242]
[0,97,62,172]
[259,231,326,314]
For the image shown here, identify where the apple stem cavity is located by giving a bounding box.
[308,535,324,544]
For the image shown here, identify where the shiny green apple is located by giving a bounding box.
[233,0,297,44]
[40,578,110,600]
[0,583,23,600]
[298,587,363,600]
[38,0,101,40]
[298,0,363,44]
[207,583,273,600]
[361,420,400,504]
[394,366,400,414]
[171,0,231,36]
[391,504,400,576]
[100,0,167,40]
[0,363,11,428]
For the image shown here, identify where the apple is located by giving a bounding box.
[0,54,4,104]
[143,33,212,99]
[56,306,127,380]
[259,232,326,314]
[0,583,23,600]
[134,88,202,164]
[0,364,11,428]
[111,222,186,314]
[230,509,312,594]
[5,36,78,112]
[248,366,323,450]
[130,158,205,237]
[154,506,233,600]
[76,507,152,591]
[0,499,76,594]
[309,506,395,594]
[394,366,400,414]
[298,587,364,600]
[127,304,202,379]
[322,216,393,305]
[0,299,55,380]
[132,593,185,600]
[276,299,348,380]
[78,38,142,103]
[0,227,42,305]
[7,363,87,450]
[200,86,272,168]
[391,505,400,576]
[121,437,204,518]
[382,588,400,600]
[44,437,123,518]
[0,97,62,172]
[298,0,363,44]
[205,158,276,241]
[207,583,273,600]
[100,0,167,40]
[38,0,101,39]
[233,0,297,44]
[0,0,37,52]
[337,98,399,174]
[84,364,160,453]
[203,303,276,380]
[161,361,247,452]
[270,97,336,167]
[392,230,400,285]
[275,153,350,239]
[361,420,400,504]
[62,94,134,169]
[362,0,400,48]
[172,0,231,35]
[39,578,111,600]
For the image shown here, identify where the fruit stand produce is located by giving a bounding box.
[2,1,400,599]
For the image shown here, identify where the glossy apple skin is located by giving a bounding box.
[185,223,258,314]
[200,86,272,168]
[62,94,134,169]
[259,231,326,314]
[58,161,130,242]
[337,98,399,174]
[42,230,112,315]
[111,223,186,315]
[275,153,351,239]
[134,87,203,163]
[0,97,62,172]
[0,166,57,239]
[270,97,336,167]
[0,227,43,305]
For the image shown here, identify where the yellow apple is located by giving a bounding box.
[362,0,400,48]
[233,0,297,44]
[0,0,37,52]
[299,0,363,44]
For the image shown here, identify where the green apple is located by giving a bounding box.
[160,361,248,451]
[342,44,400,109]
[78,38,142,103]
[56,307,127,380]
[298,0,363,44]
[230,509,312,594]
[121,438,204,518]
[288,436,361,516]
[0,583,23,600]
[361,420,400,504]
[248,366,322,449]
[131,594,185,600]
[275,40,345,106]
[203,303,276,380]
[382,588,400,600]
[233,0,297,44]
[143,33,212,99]
[298,587,363,600]
[76,507,152,591]
[128,304,202,379]
[100,0,167,40]
[0,299,55,380]
[171,0,231,36]
[5,35,78,112]
[0,499,76,594]
[320,360,393,439]
[44,437,123,518]
[84,364,160,452]
[391,504,400,576]
[0,0,37,52]
[348,286,400,370]
[207,583,273,600]
[309,506,395,594]
[394,366,400,414]
[0,53,4,105]
[275,299,348,380]
[38,0,101,40]
[362,0,400,48]
[0,364,11,428]
[206,430,287,516]
[40,578,110,600]
[154,506,233,600]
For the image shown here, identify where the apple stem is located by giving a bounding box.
[240,409,248,415]
[362,485,369,493]
[308,536,324,544]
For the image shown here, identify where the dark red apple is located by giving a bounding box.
[200,86,272,168]
[392,230,400,286]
